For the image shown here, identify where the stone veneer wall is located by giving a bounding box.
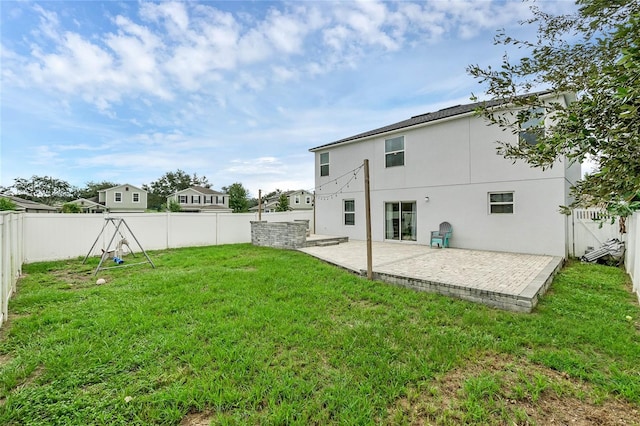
[250,221,307,249]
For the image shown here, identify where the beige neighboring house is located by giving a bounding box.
[250,190,314,213]
[0,195,58,213]
[97,184,147,213]
[66,197,105,213]
[167,186,232,212]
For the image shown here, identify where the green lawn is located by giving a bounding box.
[0,244,639,425]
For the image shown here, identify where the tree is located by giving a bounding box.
[76,181,119,199]
[275,193,290,212]
[0,197,17,211]
[222,183,249,213]
[61,203,81,213]
[143,169,210,211]
[467,1,640,215]
[12,175,74,205]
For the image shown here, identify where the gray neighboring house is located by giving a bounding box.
[1,195,58,213]
[250,190,314,213]
[66,197,105,213]
[167,186,232,212]
[97,184,147,213]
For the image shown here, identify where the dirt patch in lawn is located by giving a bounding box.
[180,410,215,426]
[388,352,639,425]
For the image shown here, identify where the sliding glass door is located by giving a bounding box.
[385,202,416,241]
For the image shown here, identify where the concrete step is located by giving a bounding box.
[316,240,340,247]
[303,236,348,248]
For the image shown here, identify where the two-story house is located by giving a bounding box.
[309,92,581,257]
[97,184,147,213]
[250,190,314,213]
[167,186,232,212]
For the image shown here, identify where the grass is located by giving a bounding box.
[0,244,639,425]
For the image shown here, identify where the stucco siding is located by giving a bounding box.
[313,103,579,257]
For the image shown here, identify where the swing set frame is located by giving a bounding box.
[83,217,155,275]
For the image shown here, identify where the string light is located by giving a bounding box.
[309,162,365,201]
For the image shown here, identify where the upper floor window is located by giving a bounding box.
[519,107,545,145]
[179,195,187,203]
[305,196,311,204]
[191,195,201,204]
[320,152,330,176]
[132,193,140,203]
[385,136,404,167]
[295,195,300,204]
[489,192,514,214]
[114,192,122,202]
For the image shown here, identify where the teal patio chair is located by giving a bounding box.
[430,222,452,248]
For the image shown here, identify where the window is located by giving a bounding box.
[344,199,355,226]
[385,202,416,240]
[489,192,514,214]
[306,196,311,204]
[519,107,545,145]
[132,193,140,203]
[320,152,330,176]
[295,195,300,204]
[191,195,201,204]
[179,195,187,203]
[114,192,122,202]
[385,136,405,167]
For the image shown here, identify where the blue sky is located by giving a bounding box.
[0,1,575,197]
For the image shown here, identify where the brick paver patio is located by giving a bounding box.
[299,239,564,313]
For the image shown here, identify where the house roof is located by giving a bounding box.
[1,195,58,211]
[69,198,103,207]
[99,183,146,193]
[173,186,226,196]
[309,91,555,152]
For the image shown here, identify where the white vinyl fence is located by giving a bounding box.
[23,210,314,263]
[570,209,622,258]
[625,212,640,303]
[0,212,24,325]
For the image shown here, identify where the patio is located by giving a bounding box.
[299,239,564,313]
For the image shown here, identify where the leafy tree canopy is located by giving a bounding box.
[11,175,74,206]
[143,169,210,211]
[468,0,640,214]
[143,169,210,198]
[76,181,119,200]
[222,182,249,213]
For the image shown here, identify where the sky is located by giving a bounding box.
[0,0,577,198]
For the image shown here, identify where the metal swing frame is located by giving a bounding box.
[83,217,155,275]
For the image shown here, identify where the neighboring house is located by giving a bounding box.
[97,184,147,213]
[66,197,105,213]
[309,92,581,257]
[250,190,314,213]
[167,186,232,212]
[0,195,58,213]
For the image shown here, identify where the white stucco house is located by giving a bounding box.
[309,92,581,257]
[167,186,232,212]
